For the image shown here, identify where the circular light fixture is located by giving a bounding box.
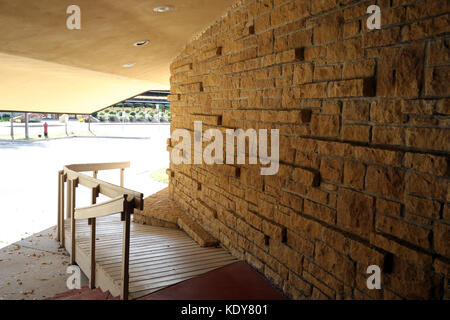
[153,5,174,13]
[123,62,136,68]
[134,40,150,47]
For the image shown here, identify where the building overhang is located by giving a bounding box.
[0,0,234,114]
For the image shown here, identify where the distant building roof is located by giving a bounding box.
[120,90,170,105]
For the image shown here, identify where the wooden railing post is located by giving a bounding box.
[121,198,131,300]
[57,171,62,242]
[89,186,99,289]
[70,179,78,265]
[60,173,66,247]
[66,178,71,219]
[120,168,125,187]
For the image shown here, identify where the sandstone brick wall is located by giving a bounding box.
[167,0,449,299]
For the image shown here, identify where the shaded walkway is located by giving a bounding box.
[65,214,237,299]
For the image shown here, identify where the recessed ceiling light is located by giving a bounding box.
[123,62,136,68]
[134,40,150,47]
[153,5,174,13]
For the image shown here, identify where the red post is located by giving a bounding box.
[44,122,48,138]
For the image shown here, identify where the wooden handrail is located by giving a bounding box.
[74,195,132,220]
[65,161,130,173]
[63,166,143,210]
[57,161,143,300]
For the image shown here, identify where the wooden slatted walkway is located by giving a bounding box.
[64,214,237,299]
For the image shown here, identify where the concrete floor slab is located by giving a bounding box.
[0,226,88,300]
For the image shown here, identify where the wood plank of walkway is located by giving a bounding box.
[64,214,237,299]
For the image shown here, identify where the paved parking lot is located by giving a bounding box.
[0,124,170,247]
[0,120,170,140]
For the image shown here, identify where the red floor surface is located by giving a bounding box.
[139,261,287,300]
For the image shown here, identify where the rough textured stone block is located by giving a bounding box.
[337,188,373,239]
[377,44,424,97]
[293,167,320,187]
[178,214,219,247]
